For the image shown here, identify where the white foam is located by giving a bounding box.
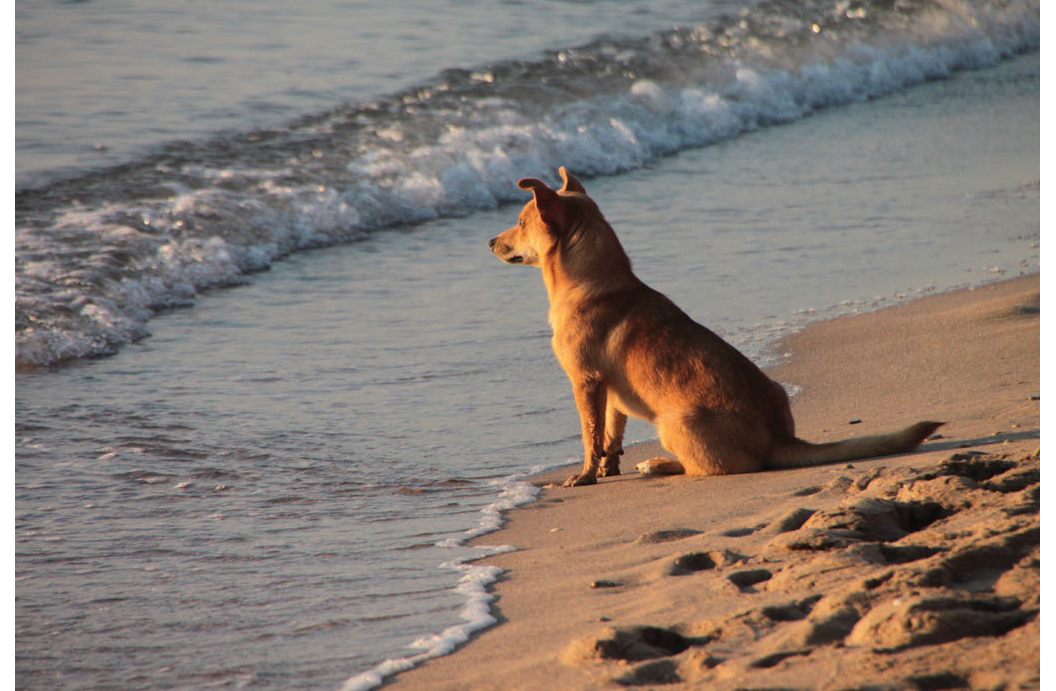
[337,560,506,691]
[338,461,567,691]
[324,1,1039,239]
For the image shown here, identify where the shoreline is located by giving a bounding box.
[386,274,1040,690]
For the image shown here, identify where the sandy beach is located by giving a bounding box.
[387,273,1040,690]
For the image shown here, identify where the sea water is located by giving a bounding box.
[15,0,1039,688]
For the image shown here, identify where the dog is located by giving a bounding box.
[489,167,942,487]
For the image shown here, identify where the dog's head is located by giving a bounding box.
[488,166,587,267]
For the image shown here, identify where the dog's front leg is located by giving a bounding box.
[599,403,626,477]
[564,377,607,487]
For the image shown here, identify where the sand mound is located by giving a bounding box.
[559,450,1039,690]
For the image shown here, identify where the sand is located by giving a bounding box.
[387,274,1040,690]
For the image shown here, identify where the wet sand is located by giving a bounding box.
[386,273,1040,690]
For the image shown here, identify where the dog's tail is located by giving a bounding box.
[769,420,944,469]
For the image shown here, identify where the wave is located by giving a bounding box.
[15,0,1039,368]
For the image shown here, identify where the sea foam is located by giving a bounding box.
[338,462,565,691]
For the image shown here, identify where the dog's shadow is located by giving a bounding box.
[917,428,1039,455]
[623,428,1042,483]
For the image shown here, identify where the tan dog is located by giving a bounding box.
[489,167,942,487]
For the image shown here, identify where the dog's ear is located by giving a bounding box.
[517,177,566,230]
[558,167,586,194]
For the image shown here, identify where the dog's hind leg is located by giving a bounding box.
[599,403,626,477]
[654,410,763,477]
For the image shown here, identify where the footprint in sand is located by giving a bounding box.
[720,522,768,537]
[759,595,822,622]
[727,568,773,592]
[669,552,715,575]
[560,625,689,665]
[666,549,745,576]
[769,507,817,533]
[635,528,702,544]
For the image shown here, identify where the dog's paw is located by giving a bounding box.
[563,473,598,487]
[636,458,685,476]
[636,460,668,476]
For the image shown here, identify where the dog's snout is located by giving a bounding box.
[488,237,497,249]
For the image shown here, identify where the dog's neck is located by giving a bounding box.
[542,220,639,308]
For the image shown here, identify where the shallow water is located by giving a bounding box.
[16,216,565,688]
[16,0,1038,688]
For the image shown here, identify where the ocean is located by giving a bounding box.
[15,0,1039,688]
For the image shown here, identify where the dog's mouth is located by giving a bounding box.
[489,239,524,264]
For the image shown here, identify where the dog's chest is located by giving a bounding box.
[548,302,624,372]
